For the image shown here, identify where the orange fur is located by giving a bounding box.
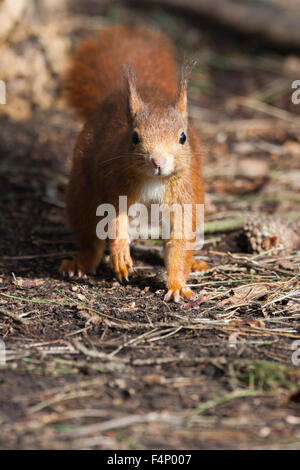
[61,24,207,302]
[65,25,177,119]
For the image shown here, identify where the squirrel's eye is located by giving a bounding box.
[132,131,140,145]
[179,132,186,145]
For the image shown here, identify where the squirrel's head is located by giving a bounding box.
[125,64,194,178]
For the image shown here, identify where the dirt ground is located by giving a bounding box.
[0,2,300,450]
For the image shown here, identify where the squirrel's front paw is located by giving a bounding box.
[164,284,195,303]
[110,240,133,282]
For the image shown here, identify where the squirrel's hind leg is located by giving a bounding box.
[60,239,106,278]
[190,259,209,272]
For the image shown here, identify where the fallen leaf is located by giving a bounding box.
[221,285,269,307]
[13,277,45,288]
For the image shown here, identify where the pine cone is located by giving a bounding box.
[239,214,299,255]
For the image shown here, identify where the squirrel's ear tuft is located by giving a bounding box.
[123,65,143,118]
[175,58,197,120]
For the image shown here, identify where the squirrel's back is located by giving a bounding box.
[65,24,178,119]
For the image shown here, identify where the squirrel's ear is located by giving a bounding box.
[175,76,188,120]
[123,66,143,118]
[175,59,197,120]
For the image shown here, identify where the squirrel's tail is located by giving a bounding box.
[64,24,178,119]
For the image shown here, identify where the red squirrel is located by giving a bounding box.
[60,24,208,302]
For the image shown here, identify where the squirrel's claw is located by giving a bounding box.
[164,286,195,303]
[59,259,90,279]
[110,242,133,283]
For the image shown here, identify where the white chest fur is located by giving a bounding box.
[138,178,166,205]
[129,178,166,238]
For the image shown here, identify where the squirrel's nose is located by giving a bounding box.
[151,158,165,170]
[151,158,161,169]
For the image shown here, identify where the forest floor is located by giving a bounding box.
[0,2,300,449]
